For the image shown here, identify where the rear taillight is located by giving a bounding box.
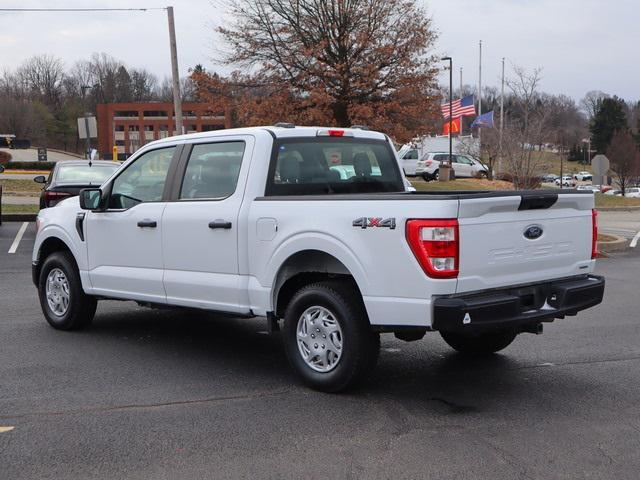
[44,191,70,206]
[425,160,433,166]
[592,209,598,259]
[406,219,459,278]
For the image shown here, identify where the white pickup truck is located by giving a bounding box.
[32,126,604,392]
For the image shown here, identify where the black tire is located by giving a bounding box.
[440,330,516,356]
[38,251,97,331]
[282,280,380,392]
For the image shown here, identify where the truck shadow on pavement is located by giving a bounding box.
[70,302,605,418]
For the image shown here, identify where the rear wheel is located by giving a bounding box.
[283,280,379,392]
[440,330,516,356]
[38,251,97,330]
[424,169,438,182]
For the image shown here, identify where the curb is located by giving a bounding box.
[1,214,37,223]
[597,234,629,253]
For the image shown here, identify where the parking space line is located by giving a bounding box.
[631,231,640,248]
[8,222,29,254]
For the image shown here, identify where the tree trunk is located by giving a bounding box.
[332,101,350,128]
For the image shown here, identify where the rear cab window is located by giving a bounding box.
[265,137,404,196]
[54,164,119,185]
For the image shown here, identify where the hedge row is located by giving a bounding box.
[3,161,56,170]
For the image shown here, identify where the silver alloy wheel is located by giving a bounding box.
[45,268,70,317]
[296,306,343,373]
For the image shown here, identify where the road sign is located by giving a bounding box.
[591,154,610,175]
[77,116,97,139]
[37,147,47,162]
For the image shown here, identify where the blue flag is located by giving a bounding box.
[471,111,494,129]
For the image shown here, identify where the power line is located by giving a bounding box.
[0,8,165,12]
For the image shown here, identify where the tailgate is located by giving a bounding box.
[456,192,595,293]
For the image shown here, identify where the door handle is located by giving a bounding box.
[208,220,232,230]
[137,219,157,228]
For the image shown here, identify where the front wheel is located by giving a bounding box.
[440,330,516,356]
[283,281,379,392]
[38,251,97,330]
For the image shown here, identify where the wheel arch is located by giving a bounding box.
[33,234,78,286]
[272,249,366,319]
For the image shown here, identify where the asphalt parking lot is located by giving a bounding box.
[1,222,639,479]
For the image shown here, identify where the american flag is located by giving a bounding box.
[440,95,476,119]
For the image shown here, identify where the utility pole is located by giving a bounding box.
[81,85,92,159]
[478,40,482,151]
[167,6,184,135]
[498,57,505,175]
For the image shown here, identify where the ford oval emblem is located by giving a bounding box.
[524,225,543,240]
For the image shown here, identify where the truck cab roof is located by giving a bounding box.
[148,125,388,147]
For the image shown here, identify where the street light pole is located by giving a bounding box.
[442,57,453,181]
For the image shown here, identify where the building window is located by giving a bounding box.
[115,125,125,132]
[114,110,139,117]
[144,125,154,132]
[143,110,167,117]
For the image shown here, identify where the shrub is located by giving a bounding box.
[4,161,55,170]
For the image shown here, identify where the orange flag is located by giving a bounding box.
[442,117,461,135]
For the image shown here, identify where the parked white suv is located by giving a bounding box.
[573,171,593,181]
[555,175,577,187]
[32,126,604,391]
[415,153,488,181]
[397,145,420,176]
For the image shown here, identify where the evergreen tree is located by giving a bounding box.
[590,96,627,153]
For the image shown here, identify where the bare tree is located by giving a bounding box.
[500,65,550,188]
[607,130,640,195]
[17,54,65,107]
[580,90,609,120]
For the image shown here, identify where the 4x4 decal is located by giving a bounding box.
[352,217,396,229]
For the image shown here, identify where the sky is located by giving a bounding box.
[0,0,637,103]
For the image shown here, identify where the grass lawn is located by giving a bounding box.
[1,204,39,214]
[410,178,514,191]
[594,194,640,208]
[481,151,592,176]
[411,179,640,208]
[0,179,43,193]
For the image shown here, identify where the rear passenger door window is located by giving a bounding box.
[179,142,245,200]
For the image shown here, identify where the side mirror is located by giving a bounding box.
[79,188,103,210]
[34,175,46,184]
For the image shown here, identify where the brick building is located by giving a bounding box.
[96,102,231,159]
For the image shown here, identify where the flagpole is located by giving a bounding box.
[478,40,482,153]
[498,57,505,176]
[459,67,463,136]
[441,56,453,181]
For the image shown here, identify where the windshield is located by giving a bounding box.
[55,164,119,185]
[265,137,404,196]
